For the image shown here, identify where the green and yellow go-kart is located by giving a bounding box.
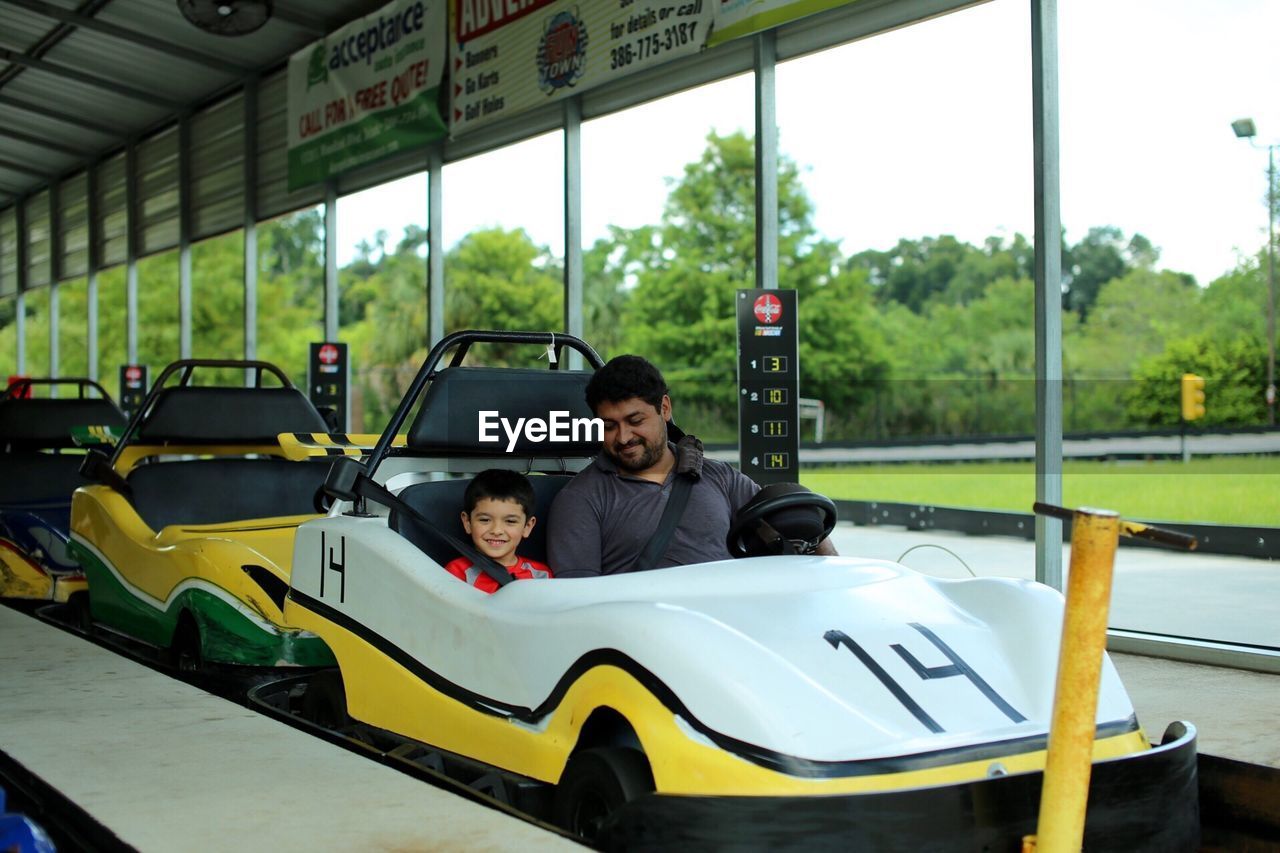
[70,359,348,669]
[278,331,1198,849]
[0,377,126,604]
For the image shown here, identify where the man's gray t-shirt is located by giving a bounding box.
[547,444,760,577]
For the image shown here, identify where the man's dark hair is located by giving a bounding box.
[464,469,536,517]
[585,355,669,413]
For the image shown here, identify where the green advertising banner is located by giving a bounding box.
[707,0,857,46]
[450,0,714,136]
[287,0,448,191]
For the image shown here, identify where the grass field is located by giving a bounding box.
[799,456,1280,526]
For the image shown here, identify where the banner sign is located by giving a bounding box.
[287,0,448,191]
[450,0,714,135]
[708,0,855,46]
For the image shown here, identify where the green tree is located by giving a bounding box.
[605,131,889,436]
[1126,335,1268,426]
[1062,226,1163,320]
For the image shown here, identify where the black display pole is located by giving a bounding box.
[308,342,350,432]
[118,364,148,417]
[736,289,799,486]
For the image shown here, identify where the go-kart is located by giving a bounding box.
[69,359,341,669]
[279,330,1198,849]
[0,378,125,604]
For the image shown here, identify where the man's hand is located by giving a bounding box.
[815,537,838,556]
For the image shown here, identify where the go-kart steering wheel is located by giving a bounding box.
[726,488,838,558]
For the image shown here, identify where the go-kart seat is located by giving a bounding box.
[390,474,573,567]
[118,384,333,531]
[136,386,327,444]
[0,397,126,451]
[0,398,124,528]
[0,453,86,506]
[126,458,330,531]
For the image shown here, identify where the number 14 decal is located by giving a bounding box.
[824,624,1025,733]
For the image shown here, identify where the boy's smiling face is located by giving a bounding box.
[461,497,535,567]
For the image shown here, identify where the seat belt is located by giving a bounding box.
[326,460,513,588]
[631,473,694,572]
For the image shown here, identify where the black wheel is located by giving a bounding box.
[553,747,654,842]
[68,592,93,635]
[300,669,349,729]
[170,616,202,673]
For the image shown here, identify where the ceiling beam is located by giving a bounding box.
[0,45,185,109]
[0,125,91,157]
[1,0,253,76]
[0,93,119,136]
[269,7,327,37]
[0,155,52,179]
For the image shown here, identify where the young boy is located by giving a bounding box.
[445,469,553,594]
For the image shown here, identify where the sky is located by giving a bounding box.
[337,0,1280,287]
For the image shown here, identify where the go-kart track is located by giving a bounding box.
[0,523,1277,851]
[0,332,1277,852]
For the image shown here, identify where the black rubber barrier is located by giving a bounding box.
[839,500,1279,561]
[1198,753,1280,849]
[601,723,1199,852]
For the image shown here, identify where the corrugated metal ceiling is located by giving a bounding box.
[0,0,388,207]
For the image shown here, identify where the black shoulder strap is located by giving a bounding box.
[342,468,513,588]
[631,473,694,573]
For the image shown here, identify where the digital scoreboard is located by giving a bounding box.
[118,364,148,417]
[308,342,350,432]
[736,289,799,485]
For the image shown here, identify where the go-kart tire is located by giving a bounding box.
[553,747,654,842]
[170,617,203,673]
[301,669,349,730]
[68,592,93,635]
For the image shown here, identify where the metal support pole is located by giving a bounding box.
[754,30,778,291]
[87,161,99,381]
[428,148,444,347]
[324,180,338,342]
[15,196,26,374]
[125,142,138,365]
[564,97,584,368]
[178,116,192,359]
[1267,145,1276,424]
[49,281,58,383]
[244,78,259,384]
[15,290,24,374]
[1031,0,1064,590]
[49,178,60,386]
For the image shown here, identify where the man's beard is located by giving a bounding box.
[609,433,666,472]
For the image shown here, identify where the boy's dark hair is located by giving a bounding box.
[585,355,668,413]
[464,469,536,517]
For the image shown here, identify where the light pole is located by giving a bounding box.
[1232,117,1277,425]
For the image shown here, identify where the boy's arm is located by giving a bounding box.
[546,486,603,578]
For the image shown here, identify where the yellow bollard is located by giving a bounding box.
[1033,507,1121,853]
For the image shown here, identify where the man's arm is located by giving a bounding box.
[546,485,604,578]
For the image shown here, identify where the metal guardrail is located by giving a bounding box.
[837,500,1279,561]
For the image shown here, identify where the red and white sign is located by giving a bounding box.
[753,293,784,325]
[318,344,341,365]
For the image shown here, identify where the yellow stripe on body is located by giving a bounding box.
[276,433,406,461]
[285,597,1151,795]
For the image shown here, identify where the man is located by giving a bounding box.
[547,355,834,578]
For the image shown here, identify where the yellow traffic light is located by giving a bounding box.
[1180,373,1205,421]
